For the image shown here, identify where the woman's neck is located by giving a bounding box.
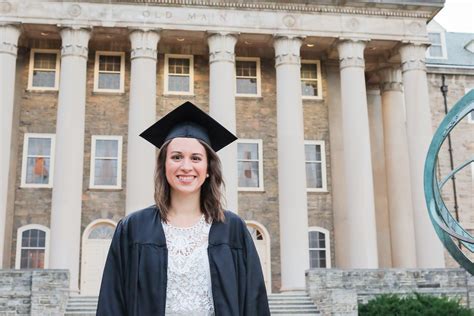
[169,190,201,218]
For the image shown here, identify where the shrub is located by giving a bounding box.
[358,293,473,316]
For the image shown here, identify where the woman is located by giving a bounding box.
[97,101,270,316]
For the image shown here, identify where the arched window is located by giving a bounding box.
[15,224,50,269]
[308,227,331,268]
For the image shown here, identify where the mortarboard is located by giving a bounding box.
[139,101,238,152]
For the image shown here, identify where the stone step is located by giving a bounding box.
[65,294,320,315]
[271,305,319,310]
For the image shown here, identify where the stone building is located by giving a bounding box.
[1,0,472,299]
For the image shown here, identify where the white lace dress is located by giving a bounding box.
[162,214,215,316]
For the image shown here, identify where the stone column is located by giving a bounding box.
[50,26,90,292]
[399,43,445,267]
[207,32,238,213]
[378,67,417,268]
[125,29,160,215]
[337,39,378,268]
[274,35,309,291]
[0,24,20,268]
[366,87,392,268]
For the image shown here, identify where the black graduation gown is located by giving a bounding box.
[96,206,270,316]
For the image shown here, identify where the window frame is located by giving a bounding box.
[15,224,50,269]
[20,133,56,188]
[27,49,60,91]
[426,31,448,59]
[304,140,328,192]
[301,60,323,100]
[237,139,264,192]
[164,54,195,95]
[93,51,126,93]
[235,57,262,97]
[308,226,331,269]
[89,135,123,190]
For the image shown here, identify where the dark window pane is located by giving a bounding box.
[34,53,56,69]
[169,58,190,74]
[236,61,257,77]
[99,55,121,72]
[301,64,317,79]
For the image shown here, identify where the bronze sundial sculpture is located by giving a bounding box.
[424,89,474,274]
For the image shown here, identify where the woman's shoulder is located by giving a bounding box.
[115,205,166,245]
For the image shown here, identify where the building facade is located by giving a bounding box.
[1,0,472,296]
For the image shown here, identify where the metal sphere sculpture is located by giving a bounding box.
[424,89,474,274]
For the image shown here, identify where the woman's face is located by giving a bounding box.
[165,137,208,195]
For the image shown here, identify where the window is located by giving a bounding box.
[308,227,331,268]
[301,60,322,99]
[90,136,122,189]
[236,57,261,97]
[164,54,194,95]
[27,49,60,90]
[94,52,125,92]
[15,224,50,269]
[427,32,447,59]
[21,134,55,188]
[305,141,327,192]
[237,139,264,191]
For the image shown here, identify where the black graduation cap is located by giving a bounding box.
[140,101,238,152]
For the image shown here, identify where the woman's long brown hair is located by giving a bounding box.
[154,139,226,223]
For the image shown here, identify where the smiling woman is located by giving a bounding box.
[96,101,270,316]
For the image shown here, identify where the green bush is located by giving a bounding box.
[358,293,473,316]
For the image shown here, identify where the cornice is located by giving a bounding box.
[116,0,433,18]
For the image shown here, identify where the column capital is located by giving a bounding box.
[59,26,91,59]
[129,28,161,61]
[207,32,238,64]
[273,35,303,67]
[0,24,21,56]
[378,66,403,92]
[399,42,428,73]
[337,38,368,70]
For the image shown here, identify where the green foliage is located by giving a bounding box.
[358,293,473,316]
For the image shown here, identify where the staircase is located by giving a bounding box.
[64,296,97,316]
[65,293,319,315]
[269,293,320,315]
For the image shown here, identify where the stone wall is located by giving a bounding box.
[0,269,69,316]
[306,268,473,315]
